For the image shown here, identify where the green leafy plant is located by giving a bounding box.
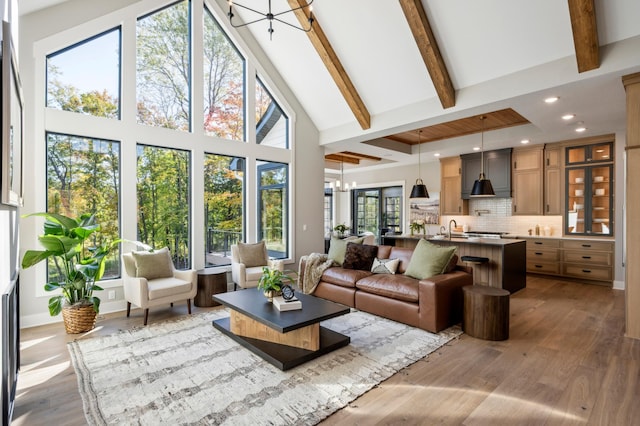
[333,223,350,236]
[21,212,124,316]
[257,266,295,293]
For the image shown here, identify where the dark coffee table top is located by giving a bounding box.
[213,289,350,333]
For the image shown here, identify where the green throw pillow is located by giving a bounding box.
[327,237,364,266]
[404,239,457,280]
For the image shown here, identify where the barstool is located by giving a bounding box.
[461,255,489,285]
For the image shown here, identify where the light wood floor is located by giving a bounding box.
[12,275,640,425]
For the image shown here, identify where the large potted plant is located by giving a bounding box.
[257,266,295,302]
[21,212,122,333]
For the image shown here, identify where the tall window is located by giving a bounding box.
[136,145,191,269]
[203,6,245,140]
[353,186,403,237]
[136,0,191,131]
[258,161,288,259]
[46,27,121,119]
[256,77,288,149]
[46,132,121,281]
[204,154,244,266]
[324,184,333,235]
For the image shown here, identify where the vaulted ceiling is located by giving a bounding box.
[21,0,640,174]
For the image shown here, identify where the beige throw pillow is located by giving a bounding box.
[237,241,268,267]
[131,247,174,280]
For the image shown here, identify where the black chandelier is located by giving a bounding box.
[228,0,315,40]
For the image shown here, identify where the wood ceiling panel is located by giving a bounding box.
[387,108,530,145]
[325,152,381,164]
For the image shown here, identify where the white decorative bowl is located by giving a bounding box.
[575,189,584,196]
[595,188,605,196]
[594,176,604,182]
[575,177,584,183]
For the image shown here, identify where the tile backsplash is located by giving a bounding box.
[439,198,562,237]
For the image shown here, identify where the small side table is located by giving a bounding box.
[195,269,228,307]
[462,285,510,341]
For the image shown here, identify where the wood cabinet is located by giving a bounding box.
[544,146,562,215]
[525,237,614,285]
[512,146,543,215]
[565,142,614,236]
[440,156,468,215]
[461,148,512,199]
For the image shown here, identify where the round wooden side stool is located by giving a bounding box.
[462,285,510,341]
[195,269,228,307]
[461,255,489,285]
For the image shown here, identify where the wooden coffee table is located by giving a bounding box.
[212,290,350,370]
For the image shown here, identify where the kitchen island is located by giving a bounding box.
[381,235,526,293]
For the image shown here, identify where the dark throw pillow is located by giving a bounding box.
[342,242,378,271]
[327,237,364,265]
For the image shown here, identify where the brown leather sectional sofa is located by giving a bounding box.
[301,244,473,333]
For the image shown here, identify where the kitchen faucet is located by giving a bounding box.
[448,219,457,240]
[439,225,446,235]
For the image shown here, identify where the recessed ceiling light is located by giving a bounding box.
[562,114,575,120]
[575,126,587,133]
[521,139,530,144]
[473,146,480,151]
[433,153,440,157]
[545,96,559,103]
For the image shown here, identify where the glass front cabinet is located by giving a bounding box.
[565,142,613,236]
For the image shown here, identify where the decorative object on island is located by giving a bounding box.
[410,219,426,236]
[21,212,127,333]
[410,129,430,199]
[470,115,496,197]
[257,266,295,302]
[333,222,350,237]
[227,0,314,41]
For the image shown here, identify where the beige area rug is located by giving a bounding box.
[68,308,461,425]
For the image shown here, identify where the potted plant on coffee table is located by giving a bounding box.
[21,212,123,333]
[257,266,295,302]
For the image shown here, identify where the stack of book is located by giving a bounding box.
[272,296,302,311]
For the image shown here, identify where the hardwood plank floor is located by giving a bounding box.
[12,275,639,425]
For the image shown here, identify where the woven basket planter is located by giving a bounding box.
[62,304,97,334]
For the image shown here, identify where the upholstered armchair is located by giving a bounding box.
[231,241,284,290]
[122,247,197,325]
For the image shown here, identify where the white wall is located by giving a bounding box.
[18,0,324,327]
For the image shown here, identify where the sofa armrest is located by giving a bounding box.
[417,270,473,333]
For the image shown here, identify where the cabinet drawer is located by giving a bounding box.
[563,250,612,266]
[561,240,613,251]
[527,262,560,274]
[526,238,560,248]
[562,264,612,282]
[527,249,560,262]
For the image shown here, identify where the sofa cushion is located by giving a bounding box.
[131,248,174,280]
[355,273,419,303]
[444,254,459,273]
[404,239,457,280]
[321,267,372,288]
[388,247,415,274]
[327,237,364,265]
[343,242,378,271]
[237,241,268,267]
[371,258,401,274]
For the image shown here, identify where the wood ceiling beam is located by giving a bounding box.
[288,0,371,130]
[568,0,600,73]
[399,0,455,109]
[324,154,360,165]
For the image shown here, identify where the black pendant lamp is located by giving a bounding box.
[410,130,429,199]
[470,116,495,197]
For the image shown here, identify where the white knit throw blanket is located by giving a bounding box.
[298,252,336,294]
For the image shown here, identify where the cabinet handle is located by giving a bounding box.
[546,204,550,212]
[535,252,543,255]
[514,161,517,169]
[582,256,591,259]
[534,242,543,245]
[582,269,592,273]
[535,265,543,268]
[582,244,591,248]
[514,205,517,213]
[458,206,461,213]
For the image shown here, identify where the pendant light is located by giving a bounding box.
[410,130,429,199]
[330,157,355,192]
[470,115,495,197]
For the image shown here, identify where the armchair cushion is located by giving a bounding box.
[131,247,174,280]
[147,277,193,300]
[237,241,268,267]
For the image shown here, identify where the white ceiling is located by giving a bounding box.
[20,0,640,173]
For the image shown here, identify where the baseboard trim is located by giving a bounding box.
[613,280,625,290]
